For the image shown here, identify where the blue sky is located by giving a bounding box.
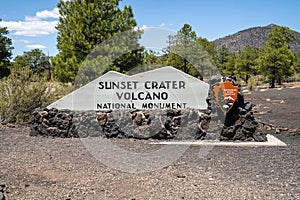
[0,0,299,58]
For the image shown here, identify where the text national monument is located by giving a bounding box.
[32,66,266,141]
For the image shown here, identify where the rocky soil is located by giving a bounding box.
[0,87,299,199]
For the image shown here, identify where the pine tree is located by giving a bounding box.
[165,24,197,74]
[197,38,218,77]
[234,45,259,83]
[215,45,230,74]
[12,49,50,77]
[293,50,300,73]
[0,19,13,79]
[165,24,213,79]
[217,87,229,112]
[257,26,296,88]
[52,0,142,83]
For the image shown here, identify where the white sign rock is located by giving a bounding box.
[48,66,209,110]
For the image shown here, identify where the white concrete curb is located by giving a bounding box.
[151,134,287,147]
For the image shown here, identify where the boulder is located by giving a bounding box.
[96,112,107,126]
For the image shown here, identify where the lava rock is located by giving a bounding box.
[133,111,145,126]
[96,112,107,126]
[207,76,266,142]
[0,184,5,200]
[30,108,78,138]
[133,125,152,139]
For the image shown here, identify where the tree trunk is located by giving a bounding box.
[270,77,275,88]
[200,65,204,78]
[277,77,282,85]
[245,74,250,84]
[270,66,276,88]
[183,58,188,73]
[47,68,52,81]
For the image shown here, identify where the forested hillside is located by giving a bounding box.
[214,24,300,53]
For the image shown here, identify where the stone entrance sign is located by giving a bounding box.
[48,66,209,110]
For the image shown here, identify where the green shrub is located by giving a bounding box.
[0,68,72,124]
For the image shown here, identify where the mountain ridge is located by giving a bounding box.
[213,24,300,53]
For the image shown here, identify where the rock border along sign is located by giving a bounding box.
[48,66,209,111]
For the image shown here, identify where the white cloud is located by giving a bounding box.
[141,25,149,30]
[25,8,60,21]
[0,20,57,37]
[134,25,149,31]
[26,44,47,49]
[0,8,59,37]
[12,39,30,44]
[36,8,60,19]
[19,39,30,44]
[159,23,174,28]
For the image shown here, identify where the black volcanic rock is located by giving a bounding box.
[207,76,267,142]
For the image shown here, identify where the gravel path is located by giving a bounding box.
[0,88,299,200]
